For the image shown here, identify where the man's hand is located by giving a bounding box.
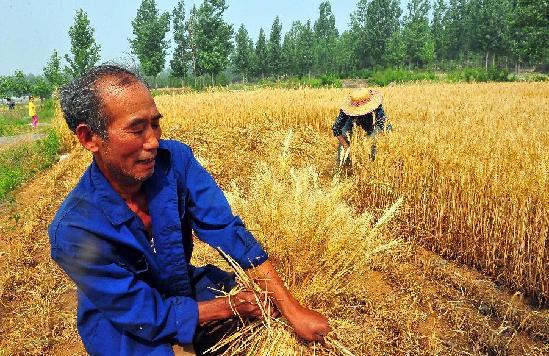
[285,304,330,343]
[245,260,331,342]
[197,290,276,324]
[336,135,350,149]
[229,291,277,319]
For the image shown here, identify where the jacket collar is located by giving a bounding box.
[90,140,172,226]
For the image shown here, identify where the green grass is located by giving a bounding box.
[0,99,55,136]
[0,130,59,201]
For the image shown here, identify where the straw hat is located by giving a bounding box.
[341,88,382,116]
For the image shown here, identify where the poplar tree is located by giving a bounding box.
[350,0,401,68]
[385,30,407,67]
[432,0,448,62]
[313,1,339,74]
[186,5,199,75]
[444,0,471,61]
[334,31,356,75]
[401,0,435,67]
[171,0,190,78]
[511,0,549,66]
[296,21,315,77]
[267,16,283,77]
[254,28,268,78]
[43,50,64,87]
[65,9,101,78]
[130,0,171,78]
[281,22,301,76]
[193,0,233,81]
[232,24,254,81]
[469,0,512,68]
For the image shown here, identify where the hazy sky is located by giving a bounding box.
[0,0,406,76]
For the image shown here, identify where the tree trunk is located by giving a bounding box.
[485,52,489,70]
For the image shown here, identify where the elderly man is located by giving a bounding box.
[49,65,329,355]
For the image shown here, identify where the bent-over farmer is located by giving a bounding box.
[332,88,389,165]
[49,65,330,355]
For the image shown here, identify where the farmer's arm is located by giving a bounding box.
[246,260,330,342]
[336,135,349,148]
[374,106,387,132]
[333,110,350,148]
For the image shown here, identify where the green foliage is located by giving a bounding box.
[65,9,101,78]
[334,31,357,76]
[193,0,233,80]
[281,22,300,76]
[367,68,436,86]
[295,21,315,77]
[447,67,512,82]
[385,30,407,67]
[267,16,283,77]
[0,130,59,201]
[469,0,512,68]
[30,77,53,99]
[318,74,342,87]
[0,71,29,97]
[432,0,448,61]
[252,75,342,89]
[232,24,254,80]
[254,28,268,77]
[130,0,171,78]
[0,111,31,136]
[444,0,472,60]
[170,0,190,78]
[186,5,199,76]
[43,50,65,88]
[401,0,435,68]
[511,0,549,65]
[1,73,55,100]
[350,0,402,68]
[313,1,339,75]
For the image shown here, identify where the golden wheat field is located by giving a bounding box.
[0,82,548,355]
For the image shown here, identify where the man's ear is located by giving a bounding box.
[75,124,102,153]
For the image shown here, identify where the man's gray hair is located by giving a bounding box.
[60,64,149,138]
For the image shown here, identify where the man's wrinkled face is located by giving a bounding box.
[94,78,162,184]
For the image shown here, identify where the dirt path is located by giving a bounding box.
[0,123,51,151]
[0,133,46,146]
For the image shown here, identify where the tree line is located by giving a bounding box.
[1,0,547,97]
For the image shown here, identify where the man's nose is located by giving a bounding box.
[144,127,160,150]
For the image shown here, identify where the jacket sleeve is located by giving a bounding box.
[374,106,387,131]
[50,225,199,345]
[179,145,268,269]
[332,110,348,136]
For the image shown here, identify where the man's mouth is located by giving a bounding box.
[137,157,155,164]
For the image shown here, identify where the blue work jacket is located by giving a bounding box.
[48,139,268,355]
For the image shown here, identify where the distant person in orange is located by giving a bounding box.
[28,96,38,128]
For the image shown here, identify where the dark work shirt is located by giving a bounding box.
[332,105,387,137]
